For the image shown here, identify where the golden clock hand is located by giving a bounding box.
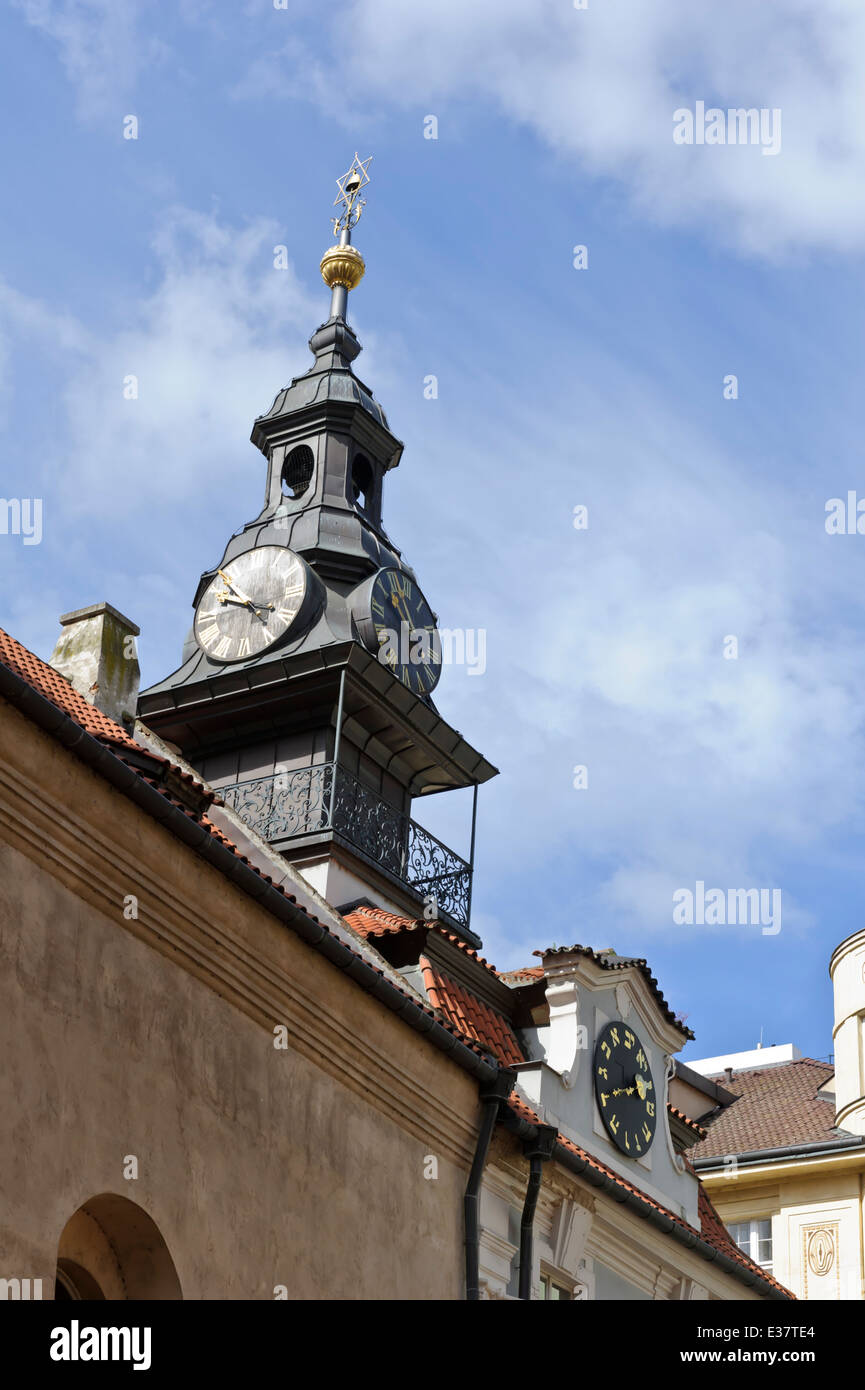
[217,568,256,607]
[390,588,411,629]
[217,569,274,617]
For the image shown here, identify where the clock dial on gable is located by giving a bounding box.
[193,546,312,663]
[593,1020,657,1157]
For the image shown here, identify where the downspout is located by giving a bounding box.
[465,1068,516,1301]
[518,1125,558,1301]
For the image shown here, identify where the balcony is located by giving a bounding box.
[218,762,472,931]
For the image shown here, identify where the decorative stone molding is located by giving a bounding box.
[802,1223,839,1298]
[545,973,583,1089]
[551,1197,593,1274]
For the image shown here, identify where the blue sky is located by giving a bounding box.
[2,0,865,1063]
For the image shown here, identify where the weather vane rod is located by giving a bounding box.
[320,153,372,321]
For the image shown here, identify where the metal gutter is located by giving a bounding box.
[693,1134,865,1171]
[465,1070,516,1301]
[518,1125,557,1300]
[0,661,500,1085]
[500,1105,791,1301]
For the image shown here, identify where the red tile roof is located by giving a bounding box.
[344,904,500,972]
[419,956,524,1067]
[509,1092,791,1297]
[0,625,143,752]
[0,626,497,1067]
[668,1103,707,1140]
[498,966,544,984]
[534,944,694,1039]
[0,625,212,803]
[0,627,791,1297]
[695,1058,843,1158]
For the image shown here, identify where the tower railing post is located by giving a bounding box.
[466,783,479,929]
[328,668,346,831]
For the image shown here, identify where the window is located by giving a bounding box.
[541,1272,574,1300]
[350,453,374,511]
[728,1218,773,1271]
[281,445,314,500]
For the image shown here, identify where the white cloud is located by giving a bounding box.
[0,208,322,522]
[401,355,865,952]
[2,205,860,963]
[12,0,167,122]
[249,0,865,257]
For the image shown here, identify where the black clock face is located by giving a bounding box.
[593,1021,657,1157]
[367,567,441,697]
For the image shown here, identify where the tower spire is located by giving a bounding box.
[320,153,372,320]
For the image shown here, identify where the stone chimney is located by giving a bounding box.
[49,602,140,727]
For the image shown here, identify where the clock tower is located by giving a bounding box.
[138,157,496,945]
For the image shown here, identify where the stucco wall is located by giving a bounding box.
[705,1165,865,1300]
[0,697,479,1299]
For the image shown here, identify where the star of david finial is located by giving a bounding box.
[331,154,372,237]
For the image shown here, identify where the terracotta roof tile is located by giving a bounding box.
[0,625,143,751]
[0,628,500,1064]
[535,943,694,1039]
[419,956,524,1067]
[694,1058,844,1158]
[498,966,545,984]
[509,1092,791,1297]
[344,904,500,973]
[667,1103,707,1140]
[0,625,211,803]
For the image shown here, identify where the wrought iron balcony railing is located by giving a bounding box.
[218,762,472,930]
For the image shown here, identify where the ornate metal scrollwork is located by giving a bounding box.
[220,764,332,841]
[405,821,471,927]
[218,762,472,929]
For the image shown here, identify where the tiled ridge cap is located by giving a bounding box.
[533,943,694,1040]
[507,1093,791,1299]
[707,1056,833,1082]
[0,634,499,1078]
[498,965,545,984]
[344,903,501,975]
[667,1103,707,1139]
[0,626,211,799]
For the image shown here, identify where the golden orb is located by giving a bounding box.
[320,244,366,291]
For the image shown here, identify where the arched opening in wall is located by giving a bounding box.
[54,1193,182,1301]
[281,445,314,500]
[351,453,374,512]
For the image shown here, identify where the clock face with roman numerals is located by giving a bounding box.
[593,1021,657,1157]
[194,546,309,663]
[363,566,441,697]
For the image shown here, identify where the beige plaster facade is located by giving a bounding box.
[0,674,790,1301]
[0,695,478,1299]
